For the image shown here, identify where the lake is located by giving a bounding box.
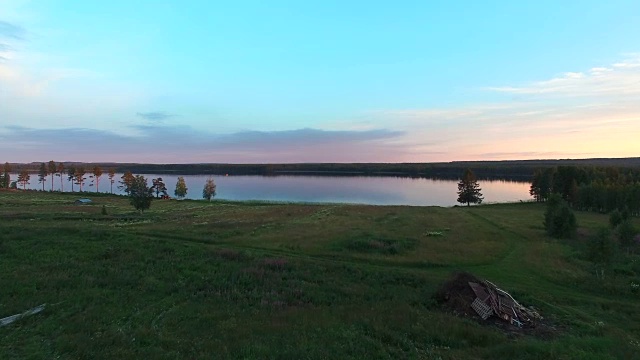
[9,173,531,206]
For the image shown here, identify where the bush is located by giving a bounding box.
[609,210,623,228]
[544,194,577,239]
[618,220,637,253]
[587,228,616,279]
[587,228,615,263]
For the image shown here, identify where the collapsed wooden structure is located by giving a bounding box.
[468,280,542,327]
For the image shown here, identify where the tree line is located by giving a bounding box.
[530,165,640,215]
[118,172,216,212]
[6,158,639,181]
[0,161,218,211]
[0,161,117,193]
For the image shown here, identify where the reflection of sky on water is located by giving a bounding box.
[9,174,531,206]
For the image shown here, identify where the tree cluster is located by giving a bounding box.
[530,165,640,215]
[2,161,222,213]
[0,160,115,194]
[0,162,12,189]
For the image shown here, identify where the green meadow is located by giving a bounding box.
[1,191,639,359]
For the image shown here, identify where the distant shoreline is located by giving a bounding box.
[6,157,639,181]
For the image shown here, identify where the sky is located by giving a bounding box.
[1,0,639,163]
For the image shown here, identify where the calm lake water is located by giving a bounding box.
[9,173,531,206]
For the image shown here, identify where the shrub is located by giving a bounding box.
[544,194,577,239]
[609,209,623,228]
[617,220,637,253]
[586,227,616,280]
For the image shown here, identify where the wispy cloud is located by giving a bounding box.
[487,55,640,97]
[0,20,23,62]
[2,44,639,162]
[370,55,640,161]
[136,112,175,122]
[0,20,25,40]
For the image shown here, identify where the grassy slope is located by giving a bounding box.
[0,191,638,359]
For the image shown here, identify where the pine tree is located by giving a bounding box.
[107,168,116,194]
[57,162,65,192]
[48,160,56,191]
[17,170,30,190]
[38,162,48,191]
[119,171,135,195]
[174,176,188,199]
[67,166,76,192]
[151,177,168,198]
[202,177,217,201]
[92,166,103,192]
[75,167,86,192]
[457,169,483,206]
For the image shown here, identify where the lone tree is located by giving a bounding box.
[92,166,103,192]
[48,160,56,191]
[129,175,153,213]
[74,167,87,192]
[119,171,135,195]
[107,168,116,193]
[202,177,217,201]
[38,162,48,191]
[174,176,188,199]
[152,177,168,198]
[56,162,65,192]
[457,168,483,206]
[17,170,30,190]
[67,166,76,192]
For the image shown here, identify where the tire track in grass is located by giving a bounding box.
[129,230,453,281]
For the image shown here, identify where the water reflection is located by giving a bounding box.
[8,174,531,206]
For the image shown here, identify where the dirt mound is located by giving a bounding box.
[433,271,481,317]
[433,272,562,339]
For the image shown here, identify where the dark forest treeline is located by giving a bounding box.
[530,166,640,215]
[5,157,640,181]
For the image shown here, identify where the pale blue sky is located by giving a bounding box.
[1,0,639,162]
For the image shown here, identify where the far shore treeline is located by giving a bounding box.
[2,157,640,181]
[530,165,640,215]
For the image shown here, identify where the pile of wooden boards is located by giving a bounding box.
[468,280,542,327]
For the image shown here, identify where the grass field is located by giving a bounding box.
[1,190,639,359]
